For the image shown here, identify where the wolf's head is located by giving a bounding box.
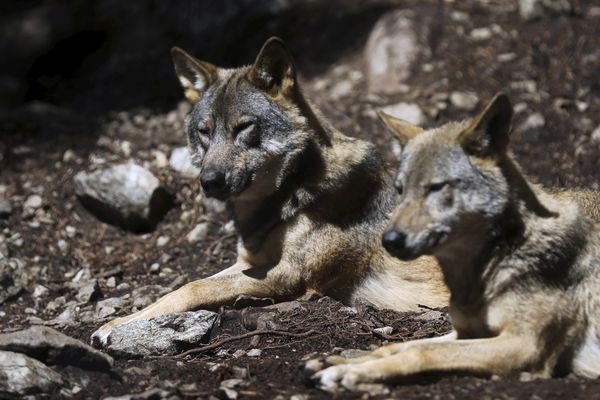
[379,93,514,260]
[171,37,322,201]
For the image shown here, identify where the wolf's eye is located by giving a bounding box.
[233,121,255,137]
[198,127,210,137]
[426,181,448,194]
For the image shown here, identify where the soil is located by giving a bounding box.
[1,0,600,399]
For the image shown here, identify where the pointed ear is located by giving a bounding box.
[377,110,423,147]
[247,37,296,95]
[171,47,218,104]
[460,93,513,157]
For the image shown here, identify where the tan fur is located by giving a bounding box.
[313,93,600,390]
[91,38,448,346]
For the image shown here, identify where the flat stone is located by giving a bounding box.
[0,326,113,371]
[106,311,218,357]
[74,162,173,232]
[0,350,63,397]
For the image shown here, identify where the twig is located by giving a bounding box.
[178,329,317,358]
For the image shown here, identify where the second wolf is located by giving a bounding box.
[313,93,600,389]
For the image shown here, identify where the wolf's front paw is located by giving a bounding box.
[91,319,120,348]
[312,364,383,391]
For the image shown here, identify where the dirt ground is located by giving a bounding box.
[1,0,600,398]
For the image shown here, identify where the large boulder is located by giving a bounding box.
[74,162,173,232]
[0,326,113,371]
[106,311,217,357]
[0,351,63,398]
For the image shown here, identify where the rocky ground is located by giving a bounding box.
[1,0,600,398]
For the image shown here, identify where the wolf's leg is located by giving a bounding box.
[324,331,457,366]
[314,333,539,390]
[91,261,298,346]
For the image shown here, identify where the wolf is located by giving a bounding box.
[91,37,449,346]
[312,93,600,390]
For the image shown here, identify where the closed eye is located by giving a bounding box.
[198,127,210,137]
[234,121,255,137]
[426,181,449,194]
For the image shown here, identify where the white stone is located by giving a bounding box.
[450,91,479,111]
[186,222,210,243]
[23,194,42,210]
[246,348,262,357]
[373,326,394,335]
[379,102,425,126]
[153,150,168,168]
[520,112,546,131]
[169,147,201,178]
[156,236,169,247]
[32,285,48,298]
[469,27,492,41]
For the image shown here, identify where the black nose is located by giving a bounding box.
[200,170,227,197]
[382,230,407,257]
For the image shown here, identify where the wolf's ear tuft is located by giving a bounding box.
[171,47,218,104]
[461,93,513,157]
[377,111,423,147]
[248,37,296,95]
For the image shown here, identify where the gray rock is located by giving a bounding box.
[95,297,129,319]
[365,10,423,94]
[74,162,173,232]
[0,256,26,304]
[0,326,113,371]
[131,285,169,310]
[0,195,11,218]
[186,222,210,243]
[169,146,201,178]
[76,280,102,303]
[106,311,217,357]
[379,102,425,126]
[23,194,42,210]
[0,351,63,397]
[449,91,479,111]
